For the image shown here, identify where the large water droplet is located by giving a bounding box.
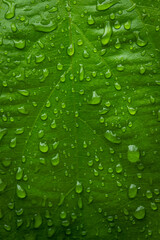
[128,145,140,163]
[0,128,7,141]
[101,21,112,46]
[128,184,137,198]
[51,153,59,166]
[16,184,26,199]
[67,43,75,56]
[3,0,16,19]
[0,178,7,192]
[134,206,145,220]
[39,142,49,153]
[97,0,119,11]
[33,21,57,33]
[34,213,42,228]
[104,130,121,144]
[14,39,26,49]
[88,91,101,105]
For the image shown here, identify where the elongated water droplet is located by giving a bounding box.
[16,167,23,180]
[88,91,101,105]
[101,21,112,46]
[16,184,26,199]
[51,153,59,166]
[0,128,7,141]
[128,145,140,163]
[79,64,84,81]
[18,89,29,96]
[104,130,121,144]
[34,213,42,228]
[0,178,6,192]
[3,0,16,19]
[128,184,137,198]
[124,20,131,30]
[33,21,57,33]
[67,43,75,56]
[97,0,119,11]
[75,181,83,194]
[134,206,145,220]
[135,32,147,47]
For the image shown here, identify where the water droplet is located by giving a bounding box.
[127,106,137,115]
[11,23,17,32]
[33,21,57,33]
[105,69,112,78]
[14,39,26,49]
[34,213,42,228]
[158,110,160,121]
[146,190,152,199]
[51,153,59,166]
[3,0,16,19]
[134,206,145,220]
[101,21,112,46]
[18,89,29,97]
[0,128,7,141]
[114,82,121,90]
[136,32,147,47]
[88,15,95,25]
[83,50,90,58]
[67,43,75,56]
[16,167,23,180]
[0,178,6,192]
[60,211,67,219]
[79,64,84,81]
[16,184,26,199]
[124,20,131,30]
[128,184,137,198]
[36,54,45,63]
[18,106,28,115]
[116,163,123,173]
[78,197,83,208]
[128,145,140,163]
[75,181,83,194]
[39,142,49,153]
[104,130,121,144]
[10,137,16,148]
[117,64,124,71]
[88,91,101,105]
[97,0,119,11]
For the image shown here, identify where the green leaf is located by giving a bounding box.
[0,0,160,239]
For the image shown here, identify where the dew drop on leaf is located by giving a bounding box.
[128,145,140,163]
[104,130,121,144]
[134,206,145,220]
[88,91,101,105]
[16,184,26,199]
[128,184,137,198]
[101,21,112,46]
